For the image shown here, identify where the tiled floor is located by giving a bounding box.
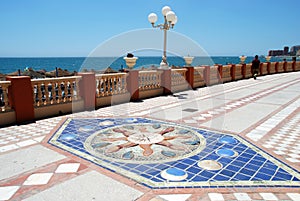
[0,72,300,200]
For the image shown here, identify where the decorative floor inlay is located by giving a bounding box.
[49,118,300,189]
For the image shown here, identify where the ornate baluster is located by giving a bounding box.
[75,79,80,100]
[32,84,37,107]
[44,82,50,105]
[63,81,68,102]
[2,85,10,111]
[37,83,43,106]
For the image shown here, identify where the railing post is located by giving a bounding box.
[184,66,194,89]
[259,63,263,75]
[292,61,296,71]
[126,70,139,101]
[6,76,34,124]
[283,61,287,72]
[267,62,271,74]
[218,65,223,81]
[241,63,246,79]
[78,72,96,110]
[231,64,236,81]
[160,69,172,95]
[219,64,224,82]
[204,66,210,86]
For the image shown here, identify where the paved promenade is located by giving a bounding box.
[1,72,300,201]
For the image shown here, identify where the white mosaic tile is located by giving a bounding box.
[23,173,53,185]
[0,186,20,200]
[55,163,80,173]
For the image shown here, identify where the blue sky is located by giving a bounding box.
[0,0,299,57]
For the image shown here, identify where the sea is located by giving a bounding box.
[0,56,292,74]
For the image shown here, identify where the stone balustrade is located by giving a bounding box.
[244,64,253,79]
[220,65,232,83]
[269,62,277,74]
[171,69,187,86]
[171,68,188,92]
[138,70,162,91]
[0,81,11,112]
[1,60,299,126]
[285,61,294,72]
[193,67,205,88]
[31,76,81,107]
[234,64,243,80]
[260,63,268,75]
[95,73,128,97]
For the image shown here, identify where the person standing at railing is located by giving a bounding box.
[252,55,260,80]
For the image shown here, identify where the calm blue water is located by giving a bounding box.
[0,56,291,74]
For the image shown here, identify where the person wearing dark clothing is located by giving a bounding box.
[252,55,260,80]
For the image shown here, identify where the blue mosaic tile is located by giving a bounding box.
[48,117,300,189]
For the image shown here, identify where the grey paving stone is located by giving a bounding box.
[0,145,65,180]
[23,170,143,201]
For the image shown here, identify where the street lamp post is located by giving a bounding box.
[148,6,178,69]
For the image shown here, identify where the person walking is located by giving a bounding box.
[252,55,260,80]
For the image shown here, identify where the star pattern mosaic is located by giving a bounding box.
[49,118,300,189]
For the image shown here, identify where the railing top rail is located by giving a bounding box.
[139,70,163,74]
[171,68,188,72]
[31,76,82,83]
[0,81,11,85]
[95,73,127,77]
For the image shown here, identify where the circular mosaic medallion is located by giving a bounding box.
[161,168,188,181]
[84,123,206,163]
[216,148,238,157]
[197,160,223,171]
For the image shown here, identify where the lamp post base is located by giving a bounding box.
[159,60,169,69]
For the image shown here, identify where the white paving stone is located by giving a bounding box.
[208,193,224,201]
[0,144,19,152]
[23,173,54,185]
[23,171,143,201]
[287,193,300,201]
[55,163,80,173]
[259,193,278,200]
[233,193,251,201]
[16,139,37,147]
[159,194,191,201]
[0,186,20,200]
[0,145,65,180]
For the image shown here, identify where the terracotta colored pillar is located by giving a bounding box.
[204,66,210,86]
[241,64,246,79]
[259,63,263,75]
[126,70,139,101]
[275,62,279,73]
[267,62,271,74]
[6,76,34,124]
[218,65,223,80]
[283,61,287,72]
[160,69,172,95]
[78,72,96,110]
[231,64,236,81]
[292,61,296,71]
[184,67,194,89]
